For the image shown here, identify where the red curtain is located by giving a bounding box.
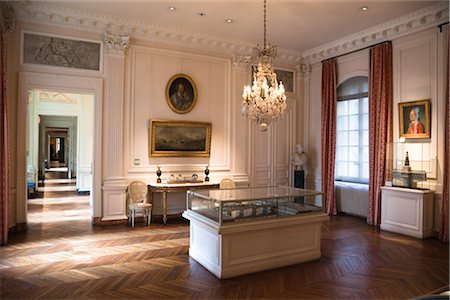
[367,42,393,226]
[0,30,9,245]
[321,59,337,215]
[440,28,449,242]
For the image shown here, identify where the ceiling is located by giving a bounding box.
[38,1,444,53]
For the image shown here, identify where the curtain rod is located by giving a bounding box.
[322,22,450,63]
[321,41,391,63]
[438,22,449,32]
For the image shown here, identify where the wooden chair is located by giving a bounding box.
[127,181,152,227]
[220,178,236,189]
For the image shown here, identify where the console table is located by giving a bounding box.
[148,182,219,224]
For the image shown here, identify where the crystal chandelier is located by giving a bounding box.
[241,0,287,131]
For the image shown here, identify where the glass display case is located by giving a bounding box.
[387,142,436,190]
[186,186,324,225]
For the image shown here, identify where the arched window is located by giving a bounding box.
[335,76,369,183]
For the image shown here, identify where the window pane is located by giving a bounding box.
[335,77,369,184]
[349,115,359,130]
[363,146,369,162]
[337,146,348,161]
[348,131,359,146]
[337,76,368,98]
[362,163,369,179]
[362,130,369,146]
[336,162,348,177]
[362,114,369,130]
[349,147,359,162]
[337,101,348,116]
[337,116,348,131]
[348,163,359,177]
[337,131,348,146]
[349,99,359,114]
[362,97,368,113]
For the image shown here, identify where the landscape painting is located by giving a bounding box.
[150,120,212,157]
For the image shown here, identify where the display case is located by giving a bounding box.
[182,186,328,279]
[387,142,436,190]
[186,186,324,225]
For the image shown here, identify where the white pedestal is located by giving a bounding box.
[183,210,329,279]
[381,186,434,239]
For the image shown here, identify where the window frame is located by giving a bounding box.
[335,76,369,184]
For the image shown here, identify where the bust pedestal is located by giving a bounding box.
[294,170,305,203]
[381,186,434,239]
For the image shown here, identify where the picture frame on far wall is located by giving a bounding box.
[150,120,212,157]
[165,74,198,114]
[274,69,294,93]
[398,99,431,139]
[251,67,294,93]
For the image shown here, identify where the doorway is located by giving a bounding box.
[25,87,96,225]
[18,72,103,226]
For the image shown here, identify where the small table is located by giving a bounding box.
[148,182,220,224]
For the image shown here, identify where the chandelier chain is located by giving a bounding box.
[241,0,287,131]
[263,0,267,48]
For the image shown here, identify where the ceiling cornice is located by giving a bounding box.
[12,1,303,64]
[11,2,448,66]
[302,2,449,63]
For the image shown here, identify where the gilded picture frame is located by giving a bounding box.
[150,120,212,157]
[398,99,431,139]
[165,74,198,114]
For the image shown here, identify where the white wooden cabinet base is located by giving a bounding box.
[381,186,434,239]
[182,210,329,279]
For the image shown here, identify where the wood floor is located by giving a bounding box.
[1,185,448,299]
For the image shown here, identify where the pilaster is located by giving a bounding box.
[101,33,130,221]
[297,63,312,188]
[230,54,251,179]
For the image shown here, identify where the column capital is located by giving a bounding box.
[104,33,130,56]
[1,2,16,39]
[297,63,311,80]
[232,54,251,70]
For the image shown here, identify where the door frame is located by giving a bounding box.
[17,72,103,223]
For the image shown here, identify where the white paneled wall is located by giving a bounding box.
[251,103,295,188]
[393,28,441,184]
[125,46,232,179]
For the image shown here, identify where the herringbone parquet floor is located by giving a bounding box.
[0,184,448,299]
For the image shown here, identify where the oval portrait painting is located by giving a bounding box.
[165,74,197,114]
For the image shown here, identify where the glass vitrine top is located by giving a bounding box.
[188,186,322,203]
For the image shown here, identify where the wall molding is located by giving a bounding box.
[124,45,233,177]
[302,2,448,63]
[12,2,302,64]
[12,2,447,65]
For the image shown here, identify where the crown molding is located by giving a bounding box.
[12,2,302,64]
[302,2,449,63]
[11,2,447,65]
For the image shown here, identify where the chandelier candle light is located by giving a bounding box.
[241,0,287,131]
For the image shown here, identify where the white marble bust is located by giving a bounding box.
[292,144,308,170]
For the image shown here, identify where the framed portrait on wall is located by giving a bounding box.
[149,120,212,157]
[398,99,431,139]
[165,74,198,114]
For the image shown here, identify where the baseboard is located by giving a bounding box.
[92,217,127,226]
[8,222,28,233]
